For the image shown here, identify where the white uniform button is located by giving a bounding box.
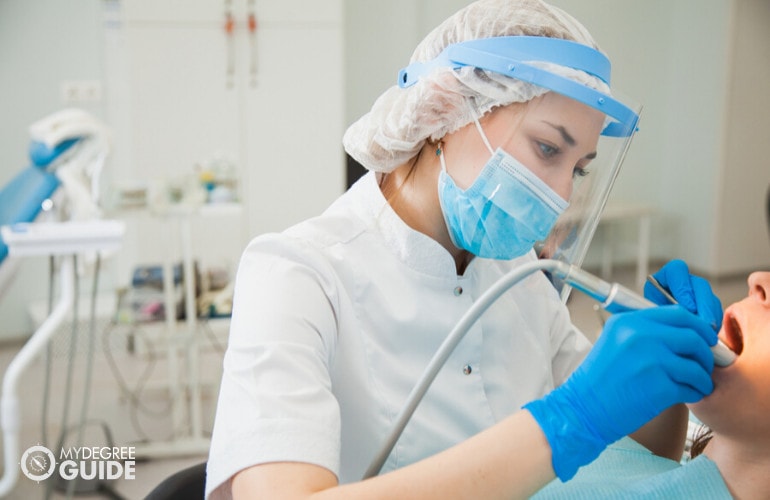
[462,364,472,375]
[454,286,463,296]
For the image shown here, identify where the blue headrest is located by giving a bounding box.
[0,166,60,263]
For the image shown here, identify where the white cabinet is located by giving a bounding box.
[107,0,345,267]
[244,22,345,234]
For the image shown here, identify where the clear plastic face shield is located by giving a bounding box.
[399,36,641,299]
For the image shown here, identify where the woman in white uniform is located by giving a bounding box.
[207,1,721,498]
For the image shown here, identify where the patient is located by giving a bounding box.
[533,271,770,499]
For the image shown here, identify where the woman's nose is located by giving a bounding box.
[747,272,770,305]
[552,171,573,202]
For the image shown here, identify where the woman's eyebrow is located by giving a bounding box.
[544,122,576,146]
[543,121,597,159]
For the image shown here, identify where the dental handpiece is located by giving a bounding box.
[645,274,736,367]
[553,265,736,367]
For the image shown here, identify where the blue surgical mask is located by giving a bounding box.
[437,144,569,260]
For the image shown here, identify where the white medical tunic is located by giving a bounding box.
[206,172,591,499]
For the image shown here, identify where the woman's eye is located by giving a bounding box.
[537,142,559,158]
[573,166,590,178]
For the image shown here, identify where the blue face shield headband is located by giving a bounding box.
[398,36,639,138]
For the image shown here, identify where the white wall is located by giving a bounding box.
[343,0,470,126]
[0,0,105,177]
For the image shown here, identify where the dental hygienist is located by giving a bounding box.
[206,1,722,498]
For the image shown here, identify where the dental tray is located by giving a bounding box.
[1,220,124,256]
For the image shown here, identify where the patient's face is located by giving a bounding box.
[689,271,770,440]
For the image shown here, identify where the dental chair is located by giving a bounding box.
[0,109,124,496]
[0,146,63,296]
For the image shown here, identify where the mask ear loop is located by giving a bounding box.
[438,98,496,174]
[466,98,495,155]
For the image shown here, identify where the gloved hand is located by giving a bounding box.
[645,259,723,330]
[524,306,716,481]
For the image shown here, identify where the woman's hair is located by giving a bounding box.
[689,426,713,458]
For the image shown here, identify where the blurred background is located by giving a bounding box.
[0,1,768,497]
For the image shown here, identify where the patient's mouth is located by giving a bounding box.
[722,313,744,356]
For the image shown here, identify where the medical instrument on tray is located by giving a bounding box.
[363,258,736,478]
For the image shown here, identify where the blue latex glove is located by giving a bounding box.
[645,259,723,330]
[524,306,716,481]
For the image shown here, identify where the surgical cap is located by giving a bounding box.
[343,0,612,173]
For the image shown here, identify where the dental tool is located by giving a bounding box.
[363,259,736,479]
[645,274,678,305]
[645,274,735,367]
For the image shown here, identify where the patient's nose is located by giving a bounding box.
[747,272,770,305]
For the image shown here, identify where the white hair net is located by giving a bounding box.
[343,0,612,173]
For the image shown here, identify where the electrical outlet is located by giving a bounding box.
[60,80,102,104]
